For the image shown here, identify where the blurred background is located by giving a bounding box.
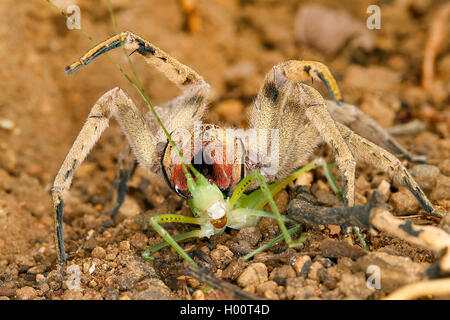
[0,0,448,300]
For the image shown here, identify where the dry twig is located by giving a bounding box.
[178,0,202,33]
[387,119,426,136]
[422,3,450,90]
[384,278,450,300]
[289,192,450,274]
[370,207,450,274]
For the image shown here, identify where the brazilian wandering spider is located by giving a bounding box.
[51,31,437,271]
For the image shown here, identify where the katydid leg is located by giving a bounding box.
[243,225,303,261]
[148,214,202,267]
[142,229,202,262]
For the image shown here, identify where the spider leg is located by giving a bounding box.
[305,100,357,207]
[261,60,426,164]
[249,61,342,178]
[66,32,203,88]
[327,100,428,163]
[66,31,210,136]
[250,61,356,206]
[103,146,137,217]
[66,32,211,211]
[274,60,344,104]
[335,122,438,217]
[251,59,436,224]
[255,60,426,164]
[52,87,157,272]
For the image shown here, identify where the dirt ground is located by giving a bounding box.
[0,0,449,300]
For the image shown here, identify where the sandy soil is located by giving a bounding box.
[0,0,449,300]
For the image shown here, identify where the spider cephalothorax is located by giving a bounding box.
[52,31,438,271]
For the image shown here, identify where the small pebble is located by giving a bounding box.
[15,255,35,271]
[293,255,311,276]
[355,175,371,191]
[83,262,91,274]
[117,273,139,291]
[237,263,268,287]
[295,284,321,299]
[263,190,289,213]
[214,269,223,280]
[130,232,148,250]
[104,286,120,300]
[236,227,262,246]
[113,197,141,223]
[431,175,450,201]
[4,264,19,281]
[257,217,279,237]
[38,283,50,295]
[437,159,450,176]
[222,260,246,280]
[88,263,96,274]
[91,247,106,259]
[264,290,279,300]
[270,265,296,281]
[255,280,278,296]
[0,287,16,297]
[62,289,84,300]
[119,241,131,251]
[210,245,234,269]
[327,224,341,236]
[35,274,45,285]
[307,262,324,281]
[295,172,313,187]
[131,279,172,300]
[16,286,37,300]
[46,270,62,291]
[192,290,205,300]
[105,253,117,261]
[0,118,14,130]
[243,285,256,294]
[337,273,372,299]
[27,265,47,274]
[314,256,334,268]
[376,180,391,201]
[186,277,201,288]
[409,164,440,193]
[390,187,420,215]
[84,237,98,250]
[230,240,252,256]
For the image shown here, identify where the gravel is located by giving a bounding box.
[237,263,268,287]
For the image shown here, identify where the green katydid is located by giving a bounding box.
[142,158,339,267]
